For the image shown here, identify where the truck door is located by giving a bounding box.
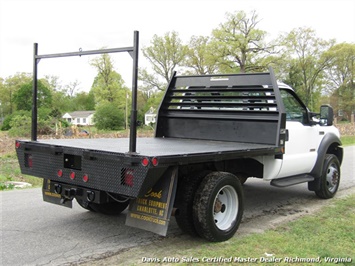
[277,89,320,178]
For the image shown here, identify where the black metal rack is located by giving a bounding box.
[31,31,139,153]
[156,69,286,146]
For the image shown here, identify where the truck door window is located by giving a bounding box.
[280,90,308,124]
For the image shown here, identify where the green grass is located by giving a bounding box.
[126,195,355,265]
[340,135,355,146]
[0,153,43,190]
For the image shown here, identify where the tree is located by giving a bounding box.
[211,10,274,74]
[90,53,128,105]
[141,31,188,91]
[13,80,52,111]
[324,43,355,119]
[64,80,80,97]
[184,36,219,75]
[94,102,125,130]
[279,27,335,110]
[72,91,95,111]
[0,73,32,115]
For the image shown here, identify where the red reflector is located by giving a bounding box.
[15,141,21,149]
[27,156,33,168]
[83,174,89,183]
[125,169,134,187]
[57,169,63,177]
[141,157,149,167]
[152,157,159,166]
[70,171,76,180]
[25,154,33,168]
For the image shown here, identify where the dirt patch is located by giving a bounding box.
[74,187,355,266]
[336,123,355,136]
[0,134,16,156]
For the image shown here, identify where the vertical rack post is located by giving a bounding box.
[129,31,139,153]
[30,32,139,147]
[31,43,38,141]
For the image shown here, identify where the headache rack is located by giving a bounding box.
[31,31,140,153]
[156,70,287,146]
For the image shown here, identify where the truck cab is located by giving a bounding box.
[259,84,342,199]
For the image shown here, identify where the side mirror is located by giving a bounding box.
[320,105,334,126]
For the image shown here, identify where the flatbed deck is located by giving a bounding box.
[29,137,276,159]
[17,137,278,197]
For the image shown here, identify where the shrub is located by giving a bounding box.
[94,103,125,130]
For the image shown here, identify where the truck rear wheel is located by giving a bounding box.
[236,172,248,185]
[315,154,341,199]
[193,172,244,242]
[90,201,129,215]
[175,171,210,236]
[76,199,96,212]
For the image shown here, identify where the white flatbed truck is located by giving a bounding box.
[16,31,343,242]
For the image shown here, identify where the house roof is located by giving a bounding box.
[145,107,157,115]
[64,111,95,118]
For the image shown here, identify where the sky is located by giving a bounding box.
[0,0,355,92]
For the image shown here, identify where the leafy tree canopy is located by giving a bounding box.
[211,10,274,73]
[94,102,125,130]
[13,80,52,111]
[140,31,188,91]
[90,53,129,105]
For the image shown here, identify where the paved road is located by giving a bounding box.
[1,146,354,266]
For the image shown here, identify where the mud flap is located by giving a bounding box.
[125,167,178,236]
[42,179,72,208]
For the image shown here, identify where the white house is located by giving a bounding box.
[144,107,157,126]
[62,111,95,126]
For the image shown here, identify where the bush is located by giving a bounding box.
[5,108,59,137]
[94,103,125,130]
[1,115,13,131]
[8,114,31,137]
[1,111,30,131]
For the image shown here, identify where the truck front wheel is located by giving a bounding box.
[315,154,341,199]
[193,172,244,242]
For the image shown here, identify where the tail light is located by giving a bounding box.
[82,174,89,183]
[70,171,76,180]
[141,157,149,167]
[124,169,134,187]
[15,141,21,149]
[25,154,33,168]
[152,157,159,166]
[141,157,159,167]
[57,169,63,177]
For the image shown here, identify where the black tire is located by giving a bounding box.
[193,172,244,242]
[315,154,341,199]
[76,199,96,212]
[236,172,248,185]
[175,171,210,236]
[90,201,129,215]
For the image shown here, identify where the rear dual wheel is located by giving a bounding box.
[192,172,244,242]
[175,171,210,236]
[76,199,129,215]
